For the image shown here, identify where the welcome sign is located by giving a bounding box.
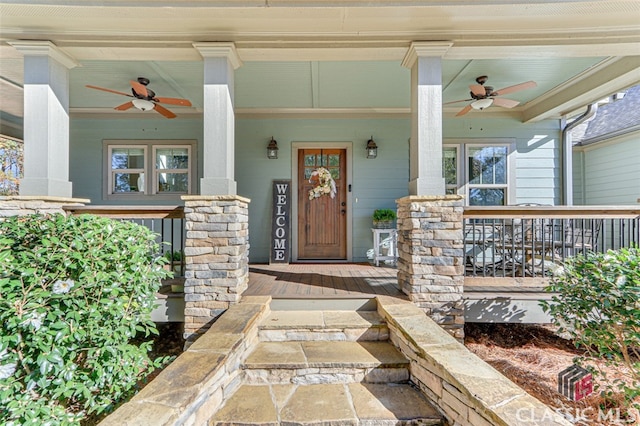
[270,180,291,264]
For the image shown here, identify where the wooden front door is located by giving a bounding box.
[298,148,347,260]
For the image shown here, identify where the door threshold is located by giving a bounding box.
[293,259,351,264]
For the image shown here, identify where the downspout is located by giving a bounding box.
[561,103,597,206]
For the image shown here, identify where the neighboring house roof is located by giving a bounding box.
[572,84,640,146]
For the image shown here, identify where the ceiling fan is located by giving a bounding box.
[445,75,537,117]
[86,77,192,119]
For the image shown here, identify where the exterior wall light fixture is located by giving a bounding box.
[267,137,279,159]
[366,137,378,159]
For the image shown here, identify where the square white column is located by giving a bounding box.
[9,41,78,197]
[402,42,453,196]
[193,43,243,195]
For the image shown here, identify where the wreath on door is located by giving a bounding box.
[308,167,337,200]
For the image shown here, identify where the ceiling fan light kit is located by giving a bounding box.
[445,75,537,116]
[86,77,192,119]
[471,98,493,110]
[132,99,155,111]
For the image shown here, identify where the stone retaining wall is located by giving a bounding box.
[396,195,465,340]
[0,196,88,217]
[376,296,572,426]
[100,296,270,426]
[181,195,250,343]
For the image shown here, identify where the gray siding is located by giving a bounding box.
[444,116,561,206]
[70,118,203,205]
[572,151,585,205]
[236,118,410,263]
[577,133,640,205]
[70,115,562,263]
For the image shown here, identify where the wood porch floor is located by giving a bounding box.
[245,263,406,299]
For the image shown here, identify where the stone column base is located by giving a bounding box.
[182,195,250,342]
[396,195,465,340]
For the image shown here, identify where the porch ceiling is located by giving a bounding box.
[1,1,639,139]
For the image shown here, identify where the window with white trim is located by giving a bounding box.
[443,145,459,195]
[442,142,514,205]
[467,145,509,206]
[110,146,147,194]
[104,140,195,199]
[154,146,190,194]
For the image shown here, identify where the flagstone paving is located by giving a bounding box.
[209,308,443,425]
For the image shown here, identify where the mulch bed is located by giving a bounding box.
[465,323,639,425]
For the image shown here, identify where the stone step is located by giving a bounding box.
[210,383,443,426]
[243,341,409,385]
[259,310,389,342]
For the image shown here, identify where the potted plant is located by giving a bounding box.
[372,208,397,229]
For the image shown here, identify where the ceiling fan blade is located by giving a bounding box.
[455,104,473,117]
[154,97,192,107]
[492,97,520,108]
[153,103,177,119]
[492,81,537,96]
[469,84,486,97]
[444,98,473,105]
[86,85,132,97]
[114,101,135,111]
[130,80,149,97]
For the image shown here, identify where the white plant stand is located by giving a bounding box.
[371,228,398,266]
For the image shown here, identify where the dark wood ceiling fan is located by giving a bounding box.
[445,75,537,116]
[86,77,192,119]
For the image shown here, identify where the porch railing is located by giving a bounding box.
[463,206,640,279]
[63,205,186,279]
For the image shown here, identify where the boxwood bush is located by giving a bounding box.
[0,214,172,425]
[541,247,640,408]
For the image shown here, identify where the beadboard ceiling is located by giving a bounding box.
[1,1,639,139]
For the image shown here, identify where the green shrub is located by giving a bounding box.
[0,214,172,424]
[541,248,640,408]
[372,209,397,222]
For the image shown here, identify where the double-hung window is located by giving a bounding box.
[467,145,509,206]
[110,146,147,194]
[442,141,515,205]
[104,140,196,199]
[154,146,190,193]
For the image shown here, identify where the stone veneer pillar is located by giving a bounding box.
[0,196,88,217]
[182,195,250,342]
[396,195,465,340]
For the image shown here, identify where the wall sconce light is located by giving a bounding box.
[366,137,378,159]
[470,98,493,111]
[267,137,278,159]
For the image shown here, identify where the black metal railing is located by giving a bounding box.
[463,206,640,279]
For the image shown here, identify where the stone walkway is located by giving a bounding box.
[212,383,441,425]
[209,307,443,425]
[103,296,572,426]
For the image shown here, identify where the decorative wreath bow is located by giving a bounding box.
[308,167,337,200]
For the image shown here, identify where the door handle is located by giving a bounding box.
[341,209,346,215]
